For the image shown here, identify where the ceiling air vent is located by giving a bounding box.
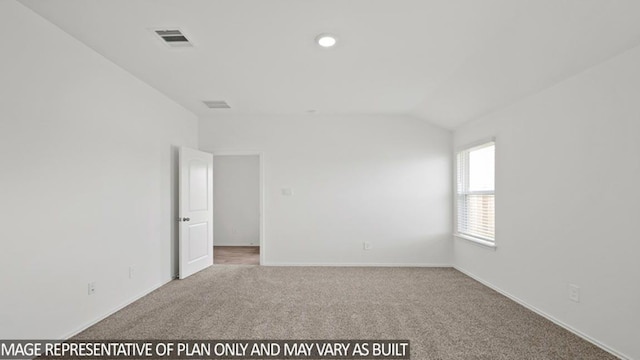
[154,29,192,47]
[203,100,231,109]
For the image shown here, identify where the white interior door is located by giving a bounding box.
[179,147,213,279]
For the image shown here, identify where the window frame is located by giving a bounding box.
[454,138,496,249]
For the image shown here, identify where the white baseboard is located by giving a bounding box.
[214,244,258,247]
[453,266,629,360]
[61,277,174,339]
[262,262,452,267]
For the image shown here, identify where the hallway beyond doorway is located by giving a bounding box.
[214,246,259,265]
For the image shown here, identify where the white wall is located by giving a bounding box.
[200,114,452,266]
[213,155,260,246]
[0,1,198,339]
[454,45,640,359]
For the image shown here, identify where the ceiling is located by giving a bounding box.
[18,0,640,129]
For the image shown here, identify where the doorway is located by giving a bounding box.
[212,153,262,265]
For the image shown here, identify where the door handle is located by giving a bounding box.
[178,217,191,222]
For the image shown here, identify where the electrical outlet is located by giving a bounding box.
[129,266,135,279]
[363,241,372,250]
[568,284,580,303]
[88,282,96,295]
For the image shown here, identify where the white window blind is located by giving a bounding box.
[456,141,495,242]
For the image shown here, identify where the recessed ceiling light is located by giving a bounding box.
[315,33,337,48]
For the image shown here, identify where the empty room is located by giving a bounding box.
[1,0,639,359]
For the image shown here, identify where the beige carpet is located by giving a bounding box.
[75,267,614,359]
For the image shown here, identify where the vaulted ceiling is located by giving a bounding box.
[19,0,640,128]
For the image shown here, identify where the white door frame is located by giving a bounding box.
[212,151,265,265]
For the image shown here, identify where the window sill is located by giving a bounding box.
[454,233,497,250]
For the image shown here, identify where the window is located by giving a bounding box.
[456,140,495,245]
